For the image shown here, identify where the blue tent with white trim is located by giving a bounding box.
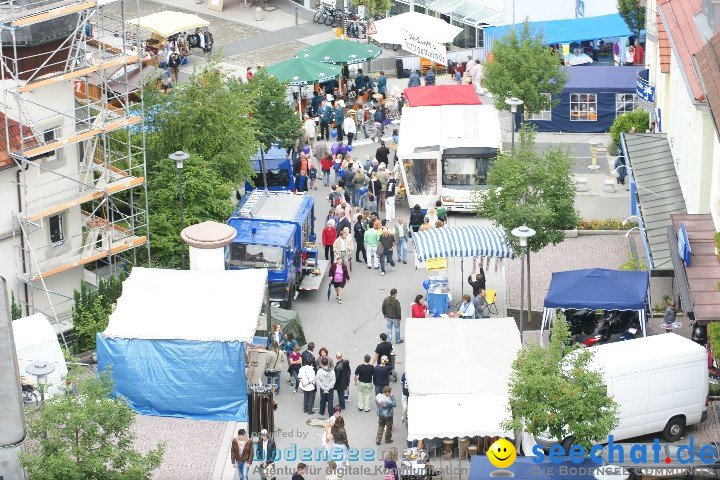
[412,225,515,264]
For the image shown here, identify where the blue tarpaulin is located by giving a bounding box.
[483,13,634,47]
[97,335,248,421]
[469,456,600,480]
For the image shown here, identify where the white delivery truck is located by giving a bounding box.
[396,104,502,212]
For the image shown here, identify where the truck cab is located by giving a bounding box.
[227,190,325,308]
[245,145,295,194]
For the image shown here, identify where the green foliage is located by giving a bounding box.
[619,252,647,271]
[231,69,302,151]
[10,290,22,320]
[578,218,638,230]
[476,125,579,255]
[610,109,649,145]
[617,0,645,39]
[71,274,126,353]
[708,323,720,365]
[502,319,619,450]
[483,21,568,115]
[350,0,392,15]
[19,369,164,480]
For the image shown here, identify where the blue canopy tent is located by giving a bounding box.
[541,268,650,340]
[527,66,638,133]
[483,13,634,54]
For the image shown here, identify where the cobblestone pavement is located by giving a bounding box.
[131,415,227,480]
[223,40,311,68]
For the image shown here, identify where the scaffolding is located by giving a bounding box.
[1,0,150,330]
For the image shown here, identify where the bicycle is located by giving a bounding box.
[21,377,39,409]
[313,4,334,24]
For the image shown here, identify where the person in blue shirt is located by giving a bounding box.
[377,71,387,98]
[334,101,345,141]
[318,99,331,140]
[407,70,421,87]
[424,68,436,86]
[311,91,323,116]
[355,68,365,91]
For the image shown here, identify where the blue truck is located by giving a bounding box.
[245,145,295,194]
[226,190,327,308]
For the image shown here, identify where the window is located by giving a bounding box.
[616,93,638,115]
[251,169,291,189]
[442,156,492,186]
[49,214,65,247]
[570,93,597,121]
[529,93,552,121]
[29,127,58,162]
[403,156,438,196]
[227,243,285,269]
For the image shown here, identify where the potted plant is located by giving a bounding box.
[715,232,720,259]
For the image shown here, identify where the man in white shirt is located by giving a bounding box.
[303,115,316,149]
[343,114,357,146]
[464,56,475,83]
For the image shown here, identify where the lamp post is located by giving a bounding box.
[511,225,536,344]
[505,97,524,149]
[169,151,190,270]
[26,361,55,403]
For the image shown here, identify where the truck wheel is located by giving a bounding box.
[560,436,575,455]
[662,416,686,442]
[281,288,294,310]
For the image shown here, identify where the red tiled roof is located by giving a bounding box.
[694,32,720,138]
[0,112,37,170]
[657,13,671,73]
[658,0,706,101]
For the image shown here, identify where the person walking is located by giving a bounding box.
[351,167,367,206]
[377,71,387,98]
[385,171,397,222]
[364,220,380,269]
[299,358,316,414]
[373,356,392,395]
[333,227,353,265]
[321,154,333,186]
[354,354,374,412]
[354,215,368,264]
[303,115,317,149]
[375,385,397,445]
[329,416,350,466]
[377,164,388,212]
[382,288,403,343]
[265,341,287,395]
[289,344,302,392]
[257,429,277,480]
[334,101,345,141]
[368,171,382,213]
[317,357,336,417]
[468,269,486,297]
[393,217,409,264]
[230,428,253,480]
[322,220,337,262]
[372,333,393,365]
[424,68,436,86]
[319,99,331,140]
[328,257,350,304]
[292,463,308,480]
[376,142,390,168]
[343,114,356,146]
[407,69,421,87]
[411,295,427,318]
[334,352,351,410]
[409,204,424,232]
[377,227,396,276]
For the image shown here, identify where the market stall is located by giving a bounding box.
[403,84,481,107]
[265,57,341,113]
[97,267,267,422]
[541,268,650,341]
[405,317,521,442]
[369,11,462,47]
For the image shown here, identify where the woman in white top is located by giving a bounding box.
[625,46,635,65]
[426,207,438,228]
[343,114,357,146]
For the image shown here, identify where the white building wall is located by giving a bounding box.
[710,135,720,227]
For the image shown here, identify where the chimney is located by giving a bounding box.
[180,221,237,271]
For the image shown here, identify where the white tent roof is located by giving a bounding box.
[126,11,209,39]
[405,317,521,440]
[103,267,267,342]
[369,12,462,45]
[13,313,68,398]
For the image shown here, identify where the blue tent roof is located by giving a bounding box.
[563,65,637,91]
[484,13,634,46]
[544,268,649,310]
[227,218,294,247]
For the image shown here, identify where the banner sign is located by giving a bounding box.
[636,74,655,103]
[402,30,447,65]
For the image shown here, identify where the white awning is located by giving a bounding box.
[103,267,267,342]
[412,225,515,263]
[126,11,209,38]
[392,0,504,27]
[370,12,462,45]
[405,317,521,440]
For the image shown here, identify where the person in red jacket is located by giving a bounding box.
[321,154,334,187]
[322,220,337,262]
[633,40,645,65]
[411,295,427,318]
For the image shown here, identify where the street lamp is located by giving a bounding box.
[505,97,524,149]
[169,151,190,270]
[511,225,536,344]
[26,361,55,403]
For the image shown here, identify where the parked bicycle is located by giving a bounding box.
[21,376,39,409]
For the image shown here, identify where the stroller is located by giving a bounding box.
[389,347,398,383]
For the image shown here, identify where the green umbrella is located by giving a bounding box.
[265,57,342,86]
[294,38,382,65]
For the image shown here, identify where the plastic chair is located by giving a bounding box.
[486,289,498,315]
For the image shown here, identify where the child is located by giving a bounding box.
[367,193,377,215]
[296,170,309,192]
[325,208,338,227]
[308,162,318,190]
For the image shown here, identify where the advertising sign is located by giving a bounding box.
[402,30,447,65]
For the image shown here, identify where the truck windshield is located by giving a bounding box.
[403,157,438,196]
[442,157,491,187]
[227,243,285,269]
[252,169,291,188]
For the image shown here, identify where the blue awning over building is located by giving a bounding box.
[412,225,515,263]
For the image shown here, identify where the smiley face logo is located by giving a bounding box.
[488,438,516,469]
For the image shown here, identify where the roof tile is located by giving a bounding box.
[0,112,38,170]
[658,0,705,101]
[694,32,720,138]
[657,14,671,73]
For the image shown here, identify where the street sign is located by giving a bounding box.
[367,19,377,35]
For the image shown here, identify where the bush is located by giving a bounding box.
[577,218,639,230]
[71,273,126,353]
[708,323,720,365]
[610,109,650,145]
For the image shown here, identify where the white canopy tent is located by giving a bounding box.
[103,267,267,342]
[369,11,462,45]
[405,317,521,440]
[13,313,68,398]
[126,11,209,39]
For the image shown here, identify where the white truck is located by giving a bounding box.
[396,104,502,212]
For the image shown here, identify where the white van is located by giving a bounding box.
[591,333,708,442]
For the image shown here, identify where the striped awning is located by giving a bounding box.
[412,226,516,262]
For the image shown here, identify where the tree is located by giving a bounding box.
[502,318,619,450]
[476,125,578,321]
[230,69,302,151]
[20,370,165,480]
[610,109,649,145]
[483,21,567,116]
[617,0,645,40]
[10,290,22,320]
[350,0,392,16]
